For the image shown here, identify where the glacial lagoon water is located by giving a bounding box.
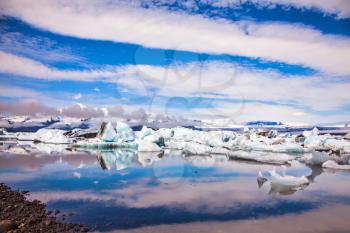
[1,141,350,233]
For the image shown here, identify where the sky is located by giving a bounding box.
[0,0,349,124]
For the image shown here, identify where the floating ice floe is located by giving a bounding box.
[322,160,350,170]
[228,151,295,165]
[268,169,309,187]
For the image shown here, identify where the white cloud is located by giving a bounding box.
[1,51,349,116]
[0,99,59,116]
[0,31,83,64]
[0,51,117,81]
[190,102,315,124]
[0,84,41,99]
[205,0,350,19]
[116,62,350,111]
[1,0,350,75]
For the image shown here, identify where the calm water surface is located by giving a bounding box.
[1,141,350,233]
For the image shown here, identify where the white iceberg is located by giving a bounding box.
[322,160,350,170]
[33,129,72,144]
[17,132,35,141]
[115,121,135,142]
[268,169,309,187]
[166,140,231,155]
[137,126,155,140]
[228,151,295,165]
[304,151,331,165]
[97,122,117,142]
[324,138,350,153]
[303,127,319,138]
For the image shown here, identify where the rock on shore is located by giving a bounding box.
[0,183,89,233]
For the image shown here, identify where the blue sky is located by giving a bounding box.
[0,0,350,124]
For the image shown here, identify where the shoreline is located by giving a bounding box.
[0,183,89,233]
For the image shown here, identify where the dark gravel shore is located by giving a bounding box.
[0,183,89,233]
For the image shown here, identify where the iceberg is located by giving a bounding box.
[303,127,319,138]
[322,160,350,170]
[324,138,350,153]
[97,122,117,142]
[303,151,331,165]
[33,129,72,144]
[228,151,294,165]
[137,126,155,140]
[115,121,135,142]
[166,140,231,155]
[268,169,309,187]
[17,132,35,141]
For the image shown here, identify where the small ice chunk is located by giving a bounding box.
[322,160,350,170]
[97,122,117,142]
[268,169,309,187]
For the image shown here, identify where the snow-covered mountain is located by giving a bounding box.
[0,116,90,132]
[1,115,349,133]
